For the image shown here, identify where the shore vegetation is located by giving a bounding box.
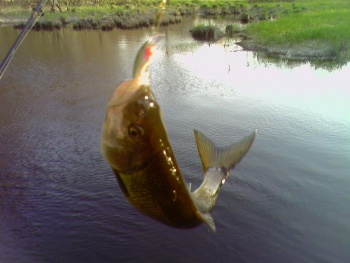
[245,0,350,61]
[1,0,350,62]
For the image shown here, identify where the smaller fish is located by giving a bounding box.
[101,35,256,232]
[133,34,163,81]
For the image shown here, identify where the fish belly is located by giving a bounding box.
[112,150,203,229]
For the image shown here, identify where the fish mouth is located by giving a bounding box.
[108,35,163,109]
[107,79,148,108]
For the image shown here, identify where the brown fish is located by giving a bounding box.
[101,36,256,232]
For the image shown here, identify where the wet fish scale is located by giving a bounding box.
[113,147,202,228]
[101,36,256,232]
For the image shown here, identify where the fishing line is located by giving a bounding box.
[152,0,167,34]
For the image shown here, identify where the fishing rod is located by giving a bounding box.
[0,0,47,80]
[0,0,166,80]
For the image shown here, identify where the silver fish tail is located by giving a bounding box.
[191,129,256,232]
[101,28,256,232]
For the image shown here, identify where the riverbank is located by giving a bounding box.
[0,0,301,29]
[243,0,350,62]
[2,6,186,30]
[1,0,349,63]
[0,1,270,30]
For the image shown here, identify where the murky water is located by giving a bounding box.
[0,18,349,262]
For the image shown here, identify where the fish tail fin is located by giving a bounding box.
[197,211,216,233]
[192,129,256,232]
[194,129,256,173]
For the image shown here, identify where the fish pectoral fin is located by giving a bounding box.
[188,182,192,192]
[194,129,256,172]
[197,211,216,233]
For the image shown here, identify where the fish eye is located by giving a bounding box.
[128,125,144,138]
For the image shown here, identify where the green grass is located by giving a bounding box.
[190,24,217,40]
[0,6,32,18]
[43,5,127,19]
[2,0,350,60]
[246,0,350,58]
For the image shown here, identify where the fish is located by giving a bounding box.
[100,35,256,232]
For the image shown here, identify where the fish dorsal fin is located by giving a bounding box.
[194,129,256,172]
[197,211,216,233]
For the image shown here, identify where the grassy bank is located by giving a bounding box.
[245,0,350,61]
[0,0,297,26]
[1,4,183,29]
[1,0,350,61]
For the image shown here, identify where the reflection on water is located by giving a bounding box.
[160,42,349,123]
[0,18,350,263]
[254,52,348,71]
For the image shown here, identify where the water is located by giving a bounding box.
[0,18,349,262]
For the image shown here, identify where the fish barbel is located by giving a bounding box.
[101,35,256,232]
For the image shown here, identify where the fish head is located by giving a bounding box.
[101,34,165,173]
[101,79,164,174]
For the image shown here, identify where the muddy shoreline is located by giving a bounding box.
[236,38,338,61]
